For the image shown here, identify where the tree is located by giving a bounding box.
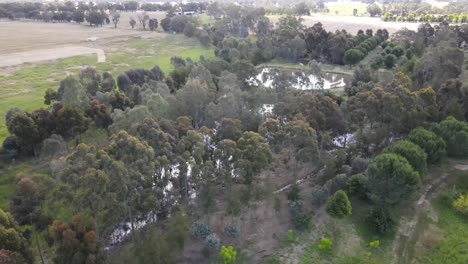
[58,143,128,238]
[366,206,395,234]
[436,116,468,158]
[237,131,273,184]
[86,100,112,128]
[130,230,175,264]
[57,76,89,109]
[436,79,467,121]
[259,118,282,146]
[101,72,116,92]
[10,176,46,226]
[384,140,427,176]
[106,130,157,226]
[161,17,171,32]
[109,90,133,110]
[79,67,101,96]
[166,210,189,250]
[124,1,139,12]
[317,237,333,252]
[148,18,158,31]
[183,22,196,37]
[219,246,237,264]
[137,12,150,30]
[217,118,242,141]
[294,2,310,16]
[0,208,33,264]
[111,12,120,28]
[170,15,190,33]
[72,9,85,24]
[367,153,421,205]
[191,223,211,239]
[117,73,133,96]
[384,54,397,69]
[7,112,41,155]
[40,134,67,159]
[206,233,220,250]
[408,127,446,164]
[326,190,352,219]
[44,88,57,105]
[86,11,105,26]
[288,200,311,230]
[50,215,106,264]
[137,118,176,159]
[56,107,90,139]
[284,119,319,162]
[5,108,22,128]
[453,194,468,216]
[129,17,136,29]
[175,79,212,129]
[367,4,382,17]
[344,49,364,66]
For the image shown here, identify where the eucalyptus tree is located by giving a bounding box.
[236,131,273,184]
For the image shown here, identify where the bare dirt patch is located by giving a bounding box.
[0,21,137,53]
[0,46,106,67]
[454,164,468,171]
[0,12,168,53]
[270,15,420,35]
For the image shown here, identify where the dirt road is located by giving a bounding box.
[0,46,106,67]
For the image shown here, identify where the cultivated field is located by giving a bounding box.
[0,14,213,143]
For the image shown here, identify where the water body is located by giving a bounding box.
[249,68,350,90]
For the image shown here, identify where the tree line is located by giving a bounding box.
[0,1,206,24]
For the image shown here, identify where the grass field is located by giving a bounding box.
[0,34,214,143]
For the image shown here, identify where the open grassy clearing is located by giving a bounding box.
[0,34,214,143]
[421,195,468,263]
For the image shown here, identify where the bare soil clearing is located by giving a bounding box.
[0,20,141,53]
[0,46,106,67]
[269,15,420,35]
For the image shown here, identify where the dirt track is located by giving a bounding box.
[0,46,106,67]
[391,162,468,264]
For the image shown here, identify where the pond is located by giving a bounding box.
[249,68,350,90]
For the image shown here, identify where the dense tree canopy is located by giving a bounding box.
[3,4,468,263]
[367,153,421,205]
